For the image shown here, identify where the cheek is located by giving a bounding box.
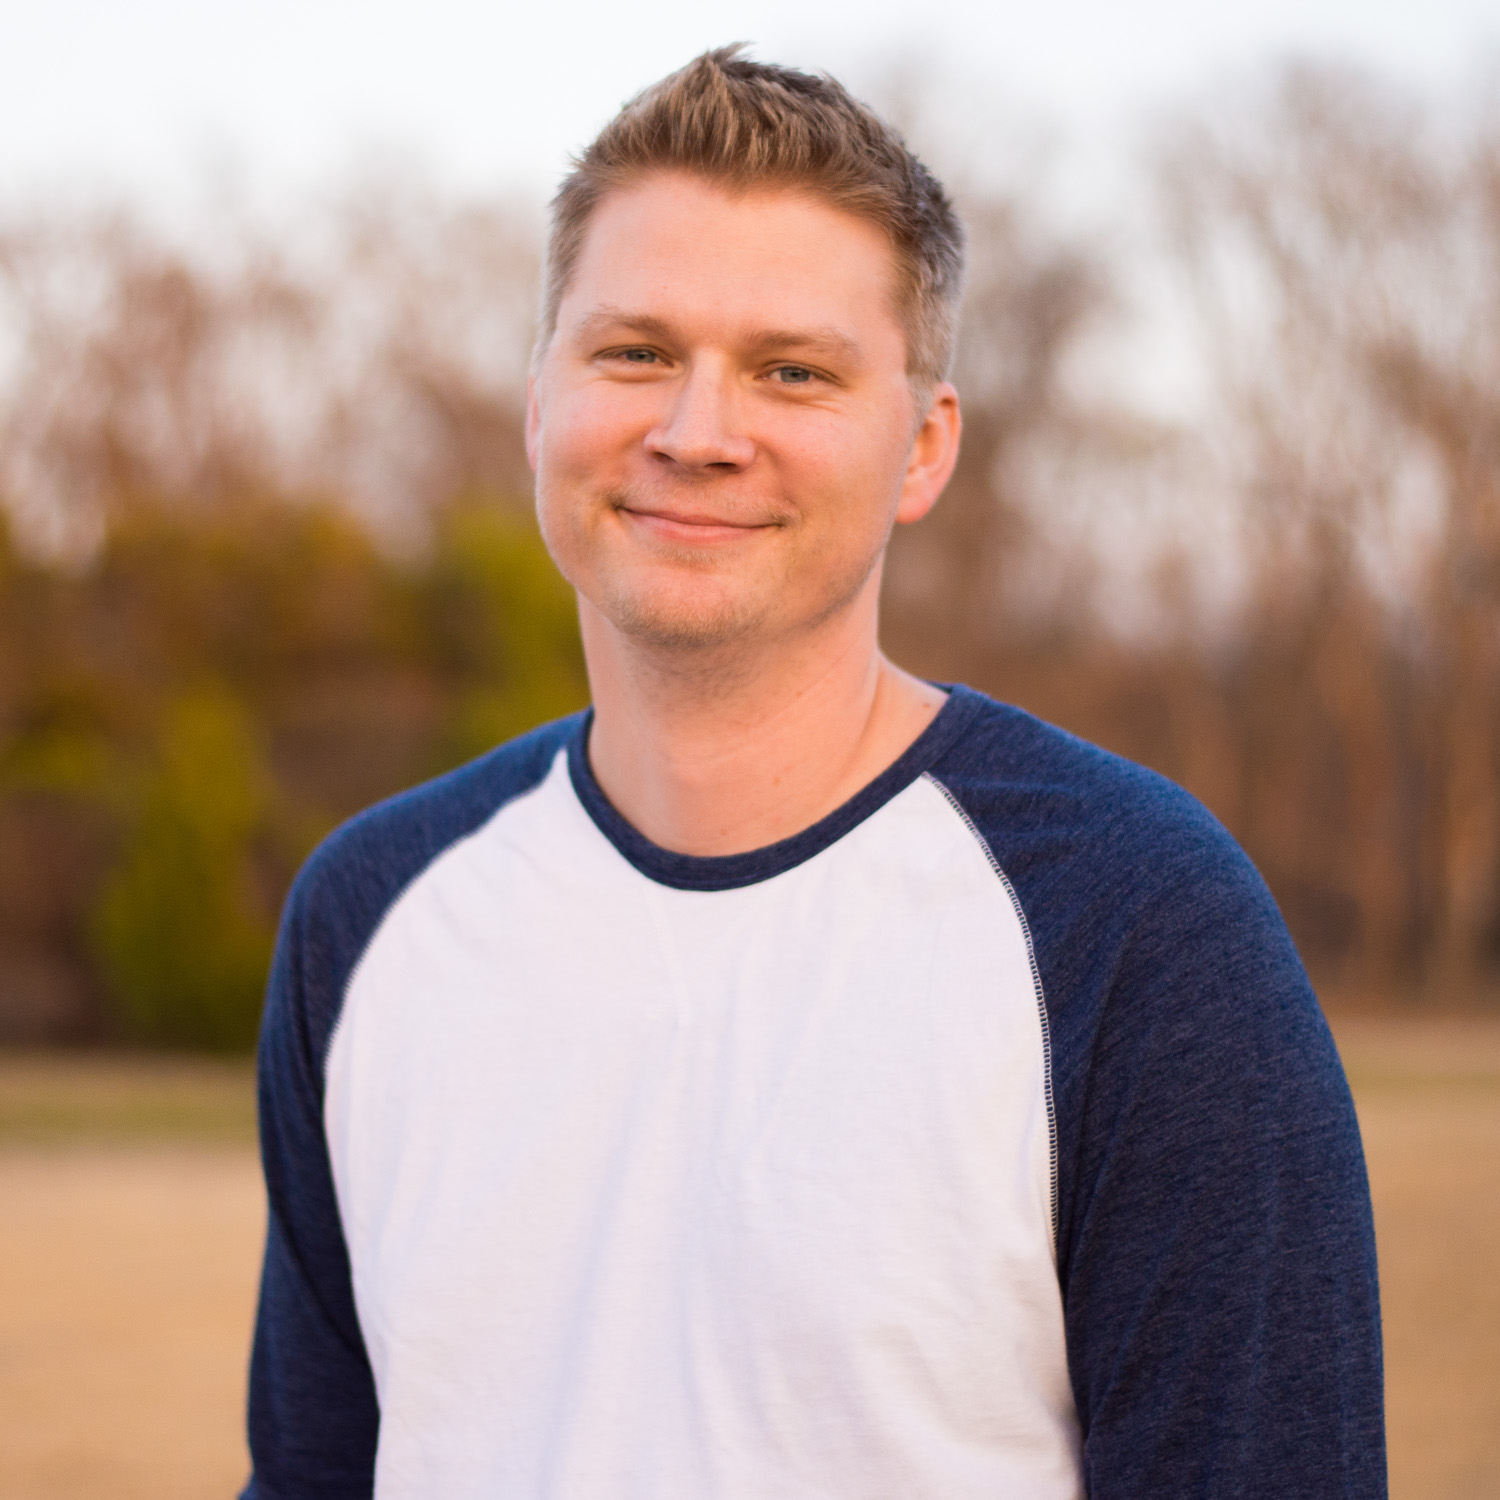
[531,390,632,580]
[540,382,656,485]
[535,394,598,486]
[791,424,906,538]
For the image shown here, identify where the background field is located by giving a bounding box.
[0,1015,1495,1499]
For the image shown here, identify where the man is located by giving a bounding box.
[244,48,1384,1499]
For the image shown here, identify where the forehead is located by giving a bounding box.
[558,173,906,350]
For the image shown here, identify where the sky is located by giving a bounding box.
[0,0,1496,206]
[0,0,1496,432]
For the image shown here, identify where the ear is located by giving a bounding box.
[525,374,541,474]
[894,382,961,525]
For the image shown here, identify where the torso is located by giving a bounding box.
[325,744,1081,1499]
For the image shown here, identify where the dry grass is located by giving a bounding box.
[0,1144,262,1500]
[0,1022,1495,1499]
[1335,1018,1500,1500]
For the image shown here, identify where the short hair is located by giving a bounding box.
[538,46,965,393]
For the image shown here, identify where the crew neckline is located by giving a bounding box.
[565,684,982,891]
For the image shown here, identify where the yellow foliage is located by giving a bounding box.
[92,687,276,1051]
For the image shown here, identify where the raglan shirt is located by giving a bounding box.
[243,686,1385,1500]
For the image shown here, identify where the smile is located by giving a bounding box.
[616,506,779,545]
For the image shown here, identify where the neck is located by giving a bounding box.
[581,577,947,856]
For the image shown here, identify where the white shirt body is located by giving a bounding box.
[324,750,1080,1499]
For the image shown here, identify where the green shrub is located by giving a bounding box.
[428,503,590,763]
[93,686,276,1051]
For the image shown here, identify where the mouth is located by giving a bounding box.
[613,501,781,546]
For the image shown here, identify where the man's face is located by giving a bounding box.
[527,172,956,652]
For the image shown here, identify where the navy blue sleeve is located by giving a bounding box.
[1055,841,1383,1496]
[243,872,380,1500]
[933,697,1385,1498]
[242,718,578,1499]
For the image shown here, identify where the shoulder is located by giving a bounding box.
[928,688,1329,1168]
[296,714,577,914]
[929,686,1256,929]
[266,714,581,1058]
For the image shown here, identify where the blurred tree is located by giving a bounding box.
[882,192,1116,682]
[5,75,1500,1035]
[427,501,589,764]
[0,493,587,1045]
[92,685,276,1050]
[0,181,537,558]
[1158,62,1500,990]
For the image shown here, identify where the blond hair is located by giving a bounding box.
[538,46,964,391]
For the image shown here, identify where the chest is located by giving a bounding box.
[320,777,1073,1496]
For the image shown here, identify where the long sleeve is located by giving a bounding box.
[1056,857,1384,1496]
[936,700,1386,1497]
[243,876,379,1498]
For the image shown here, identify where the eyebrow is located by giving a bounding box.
[742,328,865,366]
[574,308,676,345]
[573,307,866,367]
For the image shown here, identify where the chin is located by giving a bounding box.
[599,577,770,651]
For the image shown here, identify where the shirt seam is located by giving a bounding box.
[922,771,1061,1253]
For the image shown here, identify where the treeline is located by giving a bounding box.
[2,61,1499,1045]
[0,499,587,1046]
[889,62,1500,1005]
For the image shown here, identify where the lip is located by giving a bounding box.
[618,506,775,543]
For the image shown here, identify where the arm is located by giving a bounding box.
[1058,854,1385,1498]
[243,878,379,1499]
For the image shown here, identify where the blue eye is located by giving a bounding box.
[776,366,814,384]
[621,349,656,363]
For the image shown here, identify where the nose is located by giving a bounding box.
[644,358,756,473]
